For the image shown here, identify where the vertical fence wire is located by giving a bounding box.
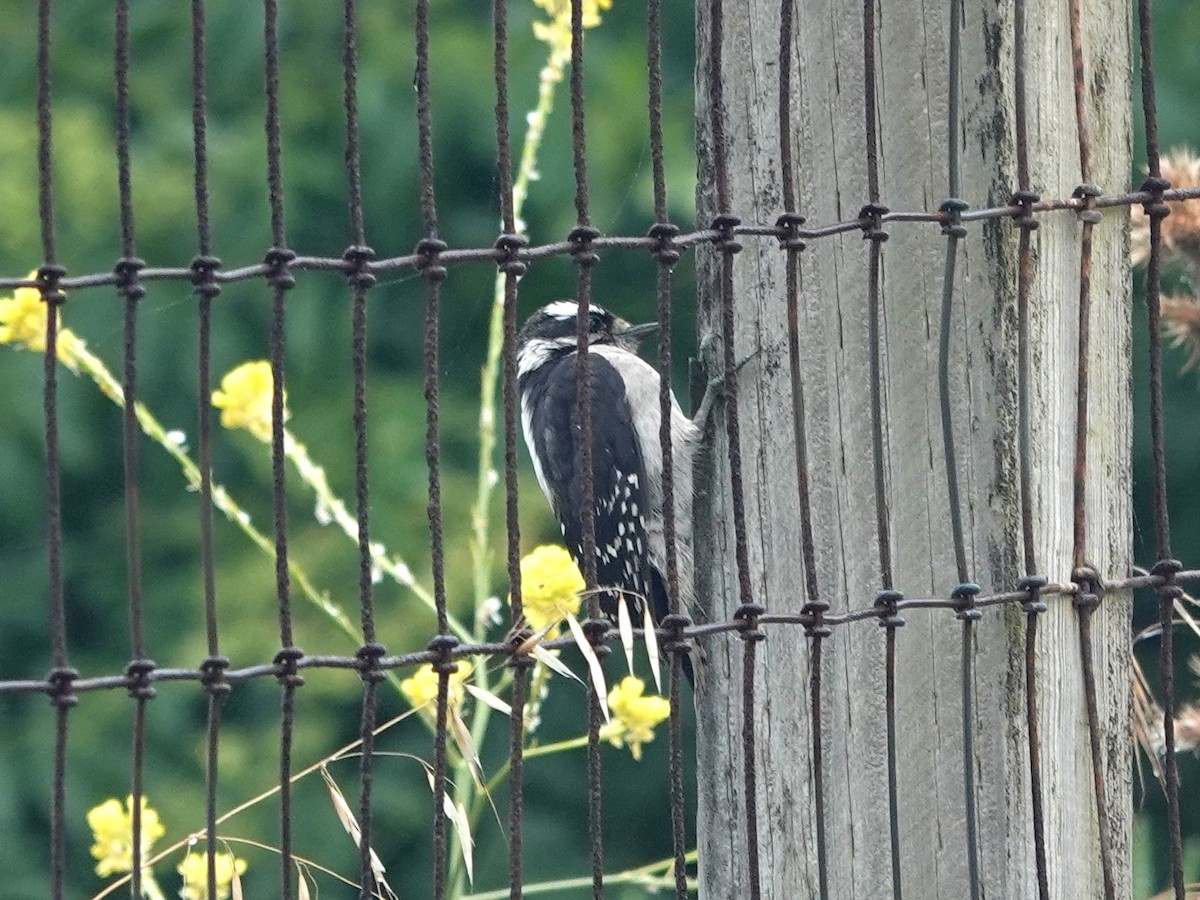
[1064,2,1117,896]
[859,3,904,893]
[490,1,531,896]
[262,0,302,895]
[113,0,154,896]
[705,2,763,897]
[775,1,832,896]
[1009,2,1050,896]
[36,1,75,898]
[412,1,456,896]
[644,0,689,894]
[13,1,1192,895]
[933,3,982,896]
[340,0,383,895]
[565,2,607,896]
[1136,0,1185,895]
[188,3,230,897]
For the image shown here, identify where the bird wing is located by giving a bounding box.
[527,352,654,620]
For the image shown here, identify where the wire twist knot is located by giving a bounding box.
[114,256,147,301]
[735,603,766,643]
[798,598,831,638]
[199,656,231,697]
[427,634,460,676]
[647,222,681,266]
[939,198,969,238]
[952,582,982,622]
[355,642,387,684]
[568,225,601,268]
[342,244,377,290]
[494,233,528,277]
[1141,175,1171,222]
[46,666,79,709]
[1151,557,1183,603]
[659,612,693,658]
[1017,575,1048,614]
[1071,565,1104,613]
[1072,183,1103,225]
[124,658,157,700]
[775,212,807,251]
[710,214,743,253]
[415,237,448,283]
[873,589,905,630]
[189,255,222,300]
[264,247,297,291]
[858,203,889,243]
[507,627,537,670]
[1010,190,1040,231]
[36,264,67,306]
[273,646,305,688]
[581,617,612,660]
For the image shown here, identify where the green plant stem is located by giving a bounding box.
[460,850,699,899]
[282,430,470,641]
[65,342,403,693]
[468,735,589,827]
[450,24,575,898]
[138,871,166,900]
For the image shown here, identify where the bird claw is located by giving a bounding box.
[692,348,759,431]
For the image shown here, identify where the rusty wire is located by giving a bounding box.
[8,0,1196,897]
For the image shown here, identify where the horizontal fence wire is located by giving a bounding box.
[7,0,1194,897]
[3,570,1198,699]
[5,186,1200,294]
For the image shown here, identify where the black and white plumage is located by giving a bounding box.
[517,300,707,680]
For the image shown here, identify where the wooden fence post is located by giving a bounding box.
[693,0,1132,895]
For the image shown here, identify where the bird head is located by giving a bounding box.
[517,300,657,356]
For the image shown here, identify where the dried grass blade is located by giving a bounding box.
[643,599,662,693]
[452,798,475,884]
[465,683,512,716]
[1174,595,1200,639]
[567,612,610,722]
[617,593,636,675]
[450,706,484,788]
[531,644,583,683]
[320,765,393,895]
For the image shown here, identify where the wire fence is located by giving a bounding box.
[1,0,1196,898]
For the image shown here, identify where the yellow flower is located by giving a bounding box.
[532,0,613,56]
[86,795,166,878]
[211,360,287,442]
[177,850,247,900]
[0,271,82,369]
[599,676,670,761]
[400,661,473,711]
[511,544,584,633]
[533,0,611,27]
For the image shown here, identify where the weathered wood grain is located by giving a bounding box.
[694,0,1131,896]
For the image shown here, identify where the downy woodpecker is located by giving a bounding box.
[517,300,713,682]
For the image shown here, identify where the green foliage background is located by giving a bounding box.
[0,1,1196,897]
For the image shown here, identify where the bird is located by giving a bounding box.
[516,300,717,684]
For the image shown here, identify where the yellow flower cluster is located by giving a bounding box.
[177,850,247,900]
[0,273,82,369]
[532,0,613,60]
[86,795,166,878]
[512,543,584,633]
[211,360,288,443]
[401,660,473,711]
[600,676,671,761]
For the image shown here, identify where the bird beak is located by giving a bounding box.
[617,321,658,343]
